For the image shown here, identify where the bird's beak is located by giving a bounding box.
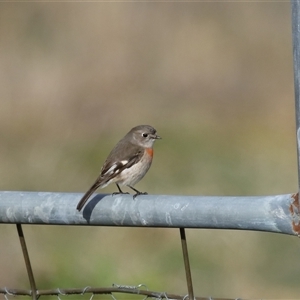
[155,134,161,139]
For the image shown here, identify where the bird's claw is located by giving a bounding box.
[133,192,148,199]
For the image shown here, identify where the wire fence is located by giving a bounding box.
[1,1,300,300]
[0,285,239,300]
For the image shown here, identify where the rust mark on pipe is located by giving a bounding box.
[290,193,299,214]
[290,193,300,236]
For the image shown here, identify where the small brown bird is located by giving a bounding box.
[76,125,161,211]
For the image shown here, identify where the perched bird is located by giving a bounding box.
[76,125,161,211]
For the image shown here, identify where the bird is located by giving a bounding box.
[76,125,161,211]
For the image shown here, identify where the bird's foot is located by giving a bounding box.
[133,191,148,199]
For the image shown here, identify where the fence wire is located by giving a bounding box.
[0,285,251,300]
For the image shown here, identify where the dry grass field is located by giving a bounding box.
[0,2,299,299]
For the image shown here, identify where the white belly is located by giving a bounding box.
[118,155,152,186]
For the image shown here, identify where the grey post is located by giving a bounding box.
[292,0,300,190]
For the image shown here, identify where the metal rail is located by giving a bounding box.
[0,191,299,236]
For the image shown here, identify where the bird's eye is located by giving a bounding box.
[142,133,148,137]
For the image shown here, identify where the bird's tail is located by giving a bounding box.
[76,182,100,211]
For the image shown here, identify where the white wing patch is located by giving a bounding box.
[103,160,129,176]
[103,164,117,176]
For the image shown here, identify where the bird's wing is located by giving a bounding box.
[100,143,143,182]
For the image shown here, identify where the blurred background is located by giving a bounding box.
[0,1,299,299]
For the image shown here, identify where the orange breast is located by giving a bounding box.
[146,148,154,157]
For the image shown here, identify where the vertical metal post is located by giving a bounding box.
[292,0,300,189]
[179,228,194,300]
[16,224,37,300]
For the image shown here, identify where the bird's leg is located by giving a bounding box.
[112,184,130,196]
[128,185,148,199]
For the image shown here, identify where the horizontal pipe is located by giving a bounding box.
[0,191,299,236]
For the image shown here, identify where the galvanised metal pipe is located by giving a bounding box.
[0,191,299,236]
[292,0,300,189]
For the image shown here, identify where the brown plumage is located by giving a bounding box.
[76,125,161,211]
